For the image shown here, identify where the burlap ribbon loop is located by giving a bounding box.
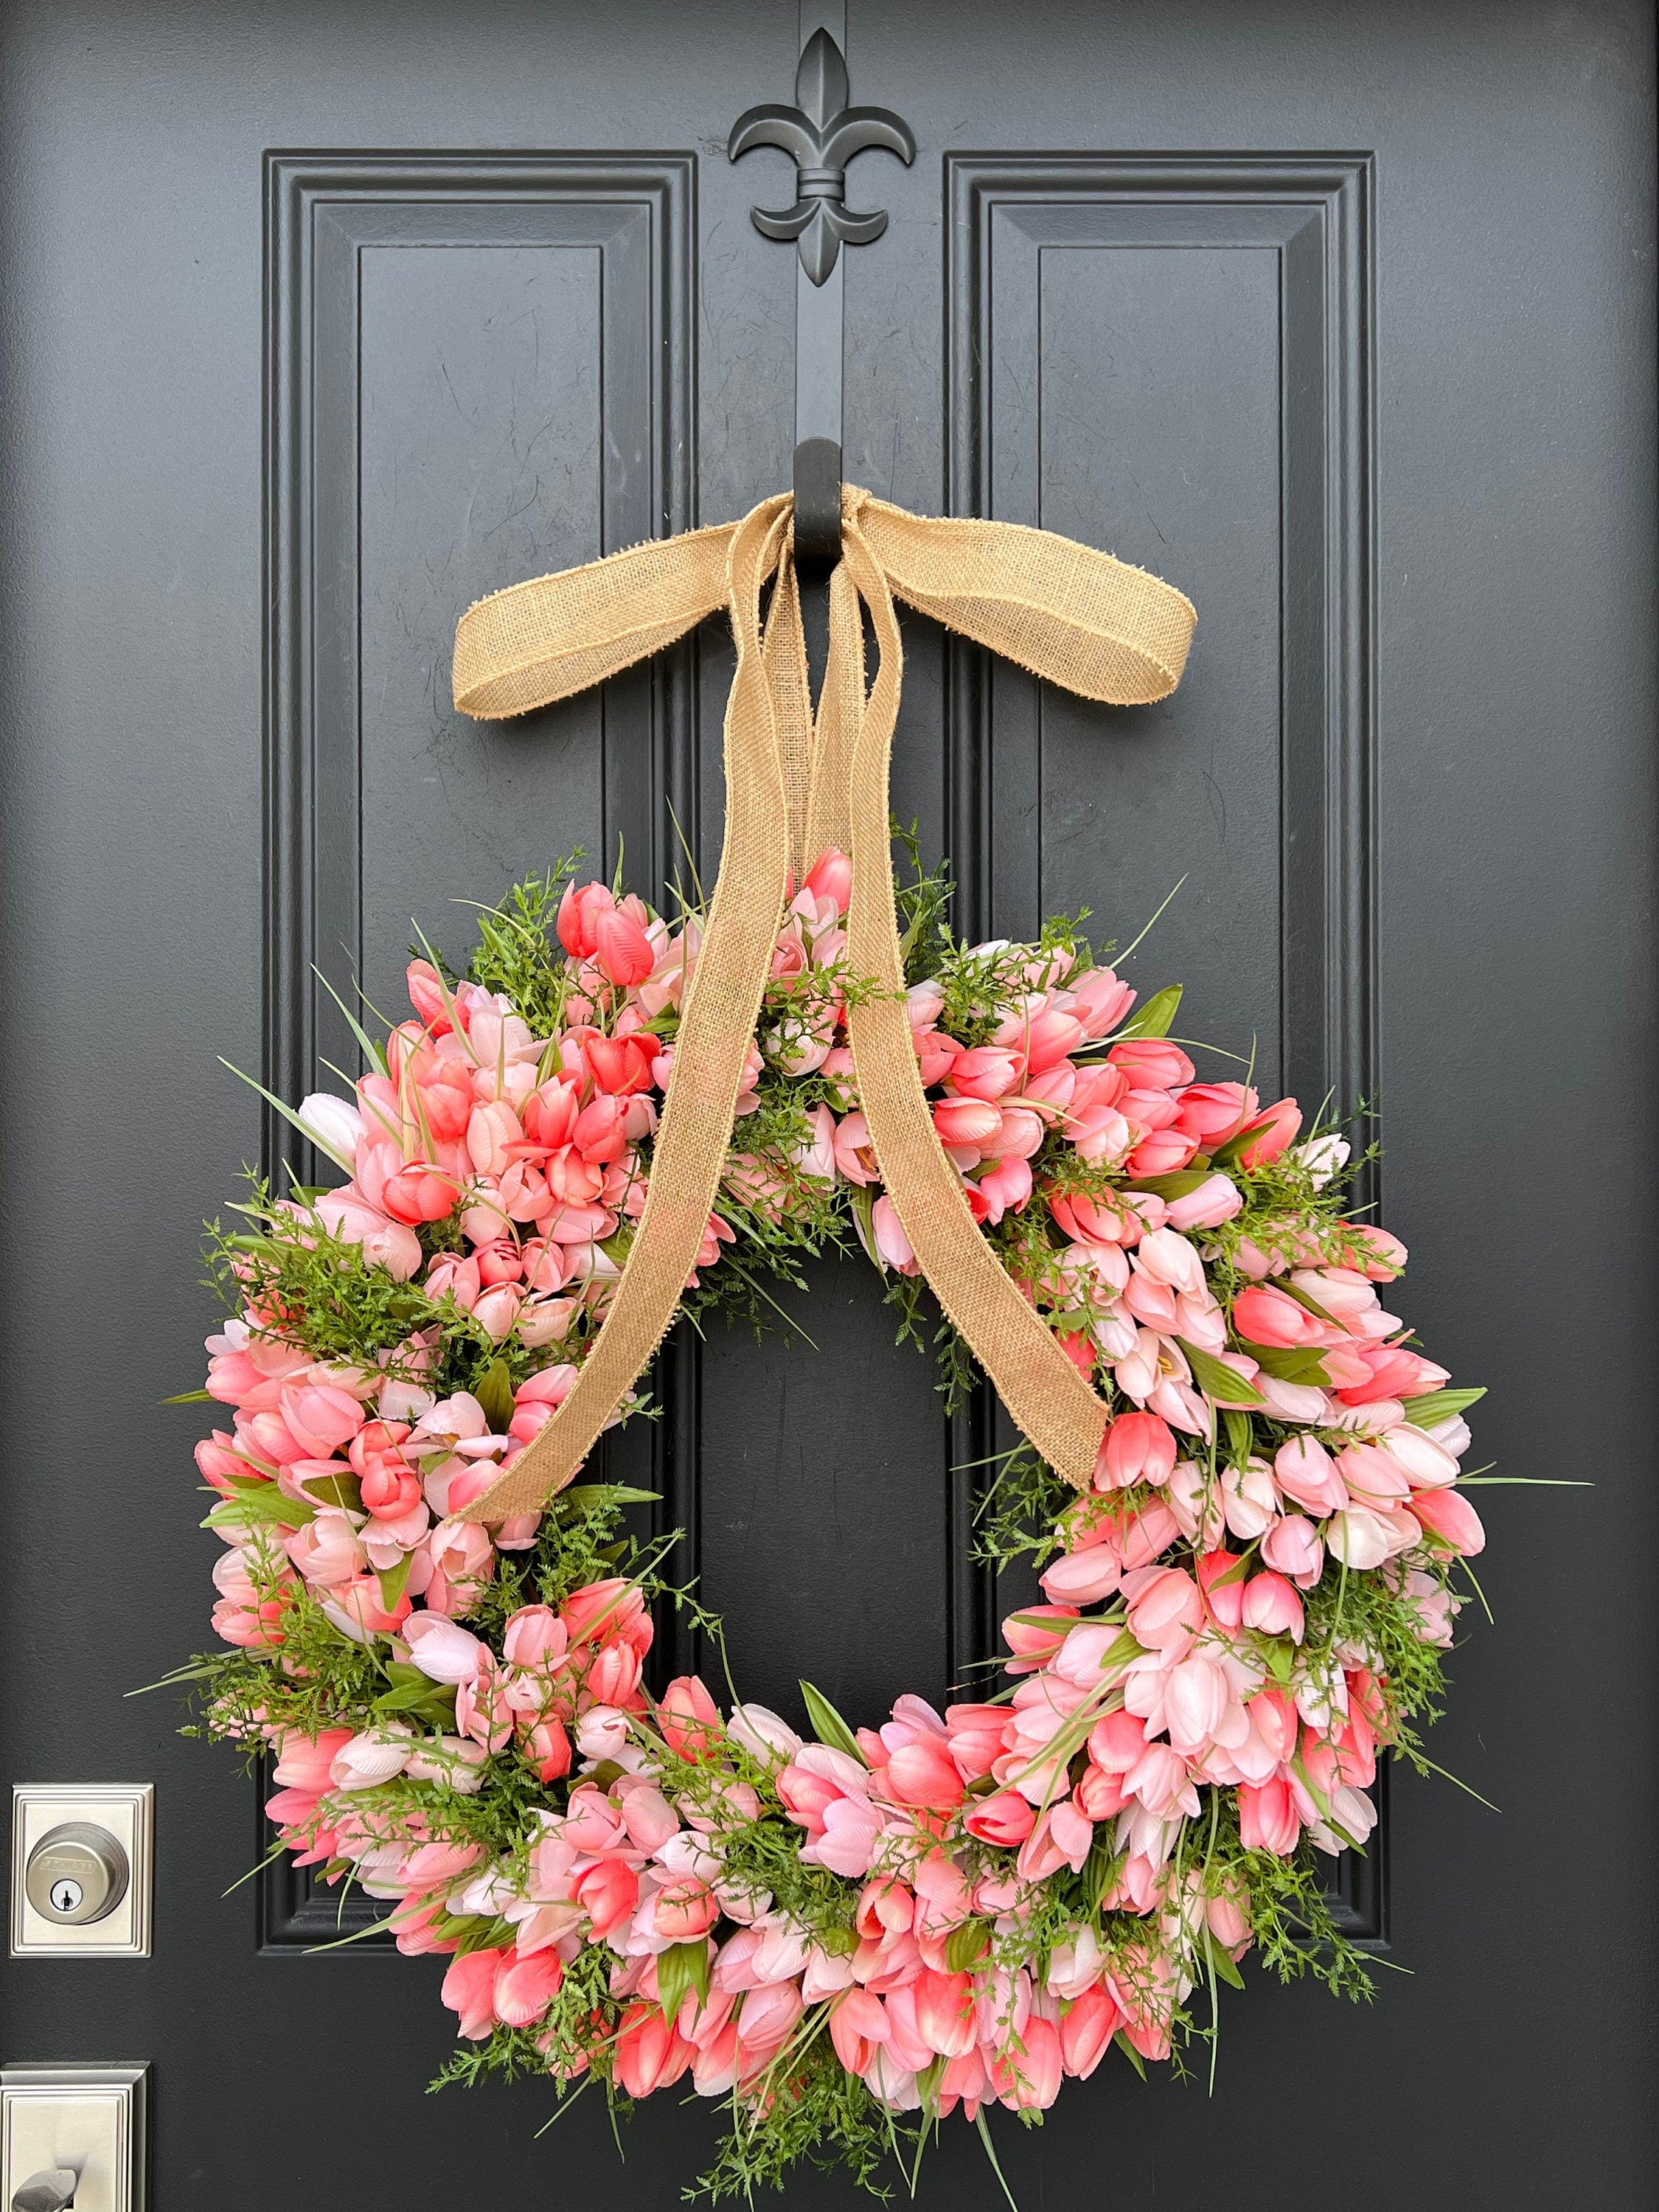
[452,490,1194,1521]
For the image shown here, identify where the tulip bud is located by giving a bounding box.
[1240,1571,1305,1641]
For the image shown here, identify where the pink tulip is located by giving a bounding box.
[1124,1742,1199,1820]
[1095,1409,1178,1492]
[831,1110,878,1185]
[1273,1436,1349,1515]
[1164,1657,1230,1754]
[493,1947,564,2027]
[655,1879,720,1941]
[555,880,611,959]
[440,1947,509,2039]
[329,1725,414,1790]
[803,847,852,913]
[883,1736,965,1811]
[1039,1545,1121,1604]
[1237,1777,1301,1855]
[736,1980,805,2066]
[1235,1096,1302,1168]
[1347,1222,1408,1279]
[992,2015,1063,2110]
[614,2002,695,2096]
[658,1674,722,1760]
[1382,1423,1461,1489]
[1261,1512,1325,1587]
[933,1096,1002,1147]
[594,904,656,987]
[574,1858,640,1942]
[1334,1343,1448,1407]
[1232,1284,1329,1350]
[1126,1565,1201,1650]
[1059,1982,1123,2078]
[830,1988,890,2074]
[406,957,455,1035]
[1408,1486,1486,1556]
[403,1613,486,1684]
[963,1789,1037,1846]
[1085,1708,1147,1778]
[948,1046,1022,1101]
[1165,1172,1245,1231]
[501,1603,568,1669]
[1049,1189,1139,1245]
[777,1754,855,1836]
[1325,1506,1400,1570]
[1001,1603,1079,1666]
[872,1195,919,1275]
[1172,1081,1254,1142]
[1240,1571,1305,1641]
[1125,1126,1200,1177]
[579,1033,656,1100]
[914,1969,978,2059]
[943,1704,1009,1781]
[585,1641,642,1705]
[1107,1037,1195,1089]
[271,1728,353,1793]
[560,1576,649,1649]
[801,1795,887,1877]
[1248,1686,1300,1764]
[975,1157,1033,1222]
[1067,967,1136,1037]
[521,1717,571,1782]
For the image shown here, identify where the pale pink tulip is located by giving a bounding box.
[403,1613,487,1683]
[1261,1512,1324,1587]
[1165,1172,1244,1230]
[1240,1571,1305,1641]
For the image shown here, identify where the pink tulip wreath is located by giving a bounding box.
[178,848,1485,2198]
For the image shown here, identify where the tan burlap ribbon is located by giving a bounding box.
[451,487,1194,1520]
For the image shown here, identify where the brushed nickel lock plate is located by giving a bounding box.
[9,1789,153,1958]
[0,2065,147,2212]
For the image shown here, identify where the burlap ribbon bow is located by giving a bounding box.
[451,487,1194,1523]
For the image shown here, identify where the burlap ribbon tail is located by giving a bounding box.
[450,487,1194,1521]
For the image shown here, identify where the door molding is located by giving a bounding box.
[259,150,696,1949]
[942,153,1382,1939]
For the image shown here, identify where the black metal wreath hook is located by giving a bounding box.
[728,27,917,287]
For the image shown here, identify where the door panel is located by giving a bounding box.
[1,2,1653,2205]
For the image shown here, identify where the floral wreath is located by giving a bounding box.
[175,493,1487,2199]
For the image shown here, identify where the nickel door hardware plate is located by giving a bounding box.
[0,2065,147,2212]
[9,1788,153,1958]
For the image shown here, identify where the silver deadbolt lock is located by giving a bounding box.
[22,1826,128,1928]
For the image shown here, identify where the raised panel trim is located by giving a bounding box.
[264,150,695,1167]
[258,150,696,1951]
[942,153,1382,1942]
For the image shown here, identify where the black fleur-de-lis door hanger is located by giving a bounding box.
[728,27,917,287]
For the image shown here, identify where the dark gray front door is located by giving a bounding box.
[2,2,1654,2205]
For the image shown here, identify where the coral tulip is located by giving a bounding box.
[1408,1486,1486,1556]
[1095,1409,1178,1491]
[440,1947,509,2039]
[963,1789,1037,1846]
[1235,1096,1302,1168]
[658,1674,723,1760]
[1237,1777,1301,1855]
[614,2003,695,2096]
[1060,1983,1123,2079]
[493,1947,564,2027]
[884,1736,965,1810]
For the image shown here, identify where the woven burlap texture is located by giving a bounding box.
[451,487,1195,1520]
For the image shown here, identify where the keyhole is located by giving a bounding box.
[49,1877,83,1914]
